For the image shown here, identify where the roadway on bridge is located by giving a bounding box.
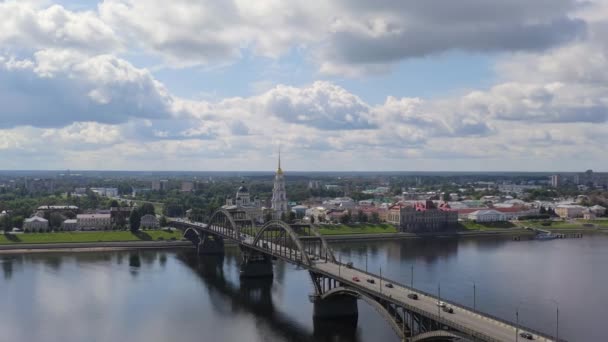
[177,219,556,342]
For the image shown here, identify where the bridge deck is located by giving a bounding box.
[175,219,557,342]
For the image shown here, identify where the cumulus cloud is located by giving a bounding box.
[0,50,173,128]
[0,1,120,54]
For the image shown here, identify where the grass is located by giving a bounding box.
[519,219,608,230]
[458,221,517,231]
[0,230,183,245]
[316,223,398,235]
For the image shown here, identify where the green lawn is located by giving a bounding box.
[520,219,608,230]
[458,221,517,231]
[0,230,183,244]
[316,224,398,235]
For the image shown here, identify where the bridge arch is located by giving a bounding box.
[410,330,467,341]
[253,220,312,266]
[321,287,406,340]
[310,224,336,262]
[208,208,241,239]
[183,227,201,245]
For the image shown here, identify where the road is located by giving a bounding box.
[175,218,557,342]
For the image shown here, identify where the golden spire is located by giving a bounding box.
[277,146,283,174]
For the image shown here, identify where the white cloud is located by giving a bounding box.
[0,1,119,54]
[0,49,173,128]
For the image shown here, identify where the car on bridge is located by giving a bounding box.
[436,301,446,307]
[519,332,534,340]
[442,306,454,314]
[407,293,418,300]
[385,283,393,288]
[366,278,375,284]
[352,276,360,282]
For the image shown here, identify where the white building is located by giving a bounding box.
[590,205,606,216]
[23,216,49,232]
[77,213,112,230]
[271,152,288,219]
[90,188,119,197]
[468,210,507,222]
[555,205,586,218]
[305,207,327,223]
[140,214,160,229]
[223,185,264,222]
[323,197,356,209]
[62,219,78,231]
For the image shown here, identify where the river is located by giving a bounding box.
[0,234,606,342]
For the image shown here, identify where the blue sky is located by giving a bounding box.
[0,0,606,171]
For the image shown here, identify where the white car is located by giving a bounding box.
[436,301,446,307]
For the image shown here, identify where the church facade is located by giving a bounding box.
[223,185,264,223]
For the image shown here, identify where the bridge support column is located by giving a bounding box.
[198,234,224,255]
[312,295,358,319]
[239,248,273,278]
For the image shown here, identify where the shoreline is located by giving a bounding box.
[0,241,192,255]
[1,228,604,255]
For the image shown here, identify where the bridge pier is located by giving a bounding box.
[239,247,274,278]
[312,295,359,319]
[198,234,225,255]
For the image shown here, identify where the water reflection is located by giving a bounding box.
[177,251,362,342]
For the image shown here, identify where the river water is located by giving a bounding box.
[1,234,606,342]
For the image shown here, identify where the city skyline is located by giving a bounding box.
[1,1,607,171]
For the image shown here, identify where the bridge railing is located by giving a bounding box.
[330,259,560,342]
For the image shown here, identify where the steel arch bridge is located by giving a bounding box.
[169,209,558,342]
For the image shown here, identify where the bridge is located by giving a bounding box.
[170,209,560,342]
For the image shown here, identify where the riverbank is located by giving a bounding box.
[0,230,182,244]
[0,240,191,255]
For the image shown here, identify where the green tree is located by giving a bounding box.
[287,211,296,224]
[49,212,63,229]
[340,213,351,224]
[264,212,273,223]
[159,216,168,227]
[110,200,119,208]
[356,210,368,223]
[370,212,380,224]
[309,215,315,224]
[1,214,11,233]
[129,209,141,232]
[140,203,156,216]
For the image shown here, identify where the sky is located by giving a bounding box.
[0,0,607,172]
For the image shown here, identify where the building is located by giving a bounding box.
[152,180,169,191]
[140,214,160,229]
[271,152,288,219]
[393,201,457,233]
[62,219,78,231]
[468,210,507,222]
[550,174,561,188]
[323,197,356,210]
[555,204,586,218]
[589,205,606,216]
[77,213,112,230]
[23,216,49,232]
[305,207,327,223]
[583,209,596,220]
[223,185,264,222]
[308,180,321,190]
[291,205,308,218]
[181,181,195,192]
[90,187,118,197]
[110,206,133,226]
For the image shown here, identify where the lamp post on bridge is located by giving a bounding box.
[551,299,559,342]
[365,253,368,273]
[515,301,525,342]
[438,282,441,319]
[410,264,414,289]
